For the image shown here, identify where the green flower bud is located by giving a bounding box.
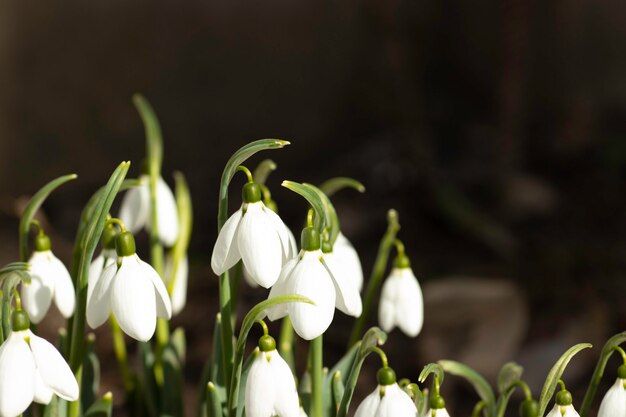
[116,231,136,257]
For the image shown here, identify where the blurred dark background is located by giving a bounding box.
[1,0,626,415]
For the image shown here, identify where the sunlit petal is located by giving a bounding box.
[211,208,243,275]
[29,332,79,401]
[0,332,36,417]
[86,263,117,329]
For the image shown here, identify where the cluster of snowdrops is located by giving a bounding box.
[0,96,626,417]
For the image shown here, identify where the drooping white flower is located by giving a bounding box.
[355,381,417,417]
[332,232,364,291]
[245,337,300,417]
[87,231,172,341]
[378,264,423,337]
[119,174,179,247]
[164,254,188,316]
[211,182,297,288]
[545,404,580,417]
[0,311,78,417]
[21,235,75,324]
[87,248,117,307]
[598,378,626,417]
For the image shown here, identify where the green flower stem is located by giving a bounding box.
[472,401,486,417]
[167,172,193,297]
[310,335,323,417]
[319,177,365,197]
[581,336,626,417]
[104,218,126,232]
[67,162,129,417]
[217,139,290,395]
[110,315,134,392]
[348,209,400,347]
[366,346,388,368]
[279,317,296,373]
[615,346,626,363]
[513,380,533,400]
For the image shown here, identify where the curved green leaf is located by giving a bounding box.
[0,262,29,276]
[133,94,163,173]
[227,294,314,417]
[1,268,31,341]
[282,181,330,236]
[303,183,340,245]
[580,333,626,417]
[319,177,366,197]
[419,363,445,386]
[336,327,388,417]
[19,174,77,261]
[84,392,113,417]
[537,343,592,417]
[167,172,193,296]
[252,159,277,186]
[323,343,360,417]
[207,382,224,417]
[439,360,495,415]
[497,362,523,394]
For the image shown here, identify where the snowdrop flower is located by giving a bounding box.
[242,224,297,289]
[355,367,417,417]
[598,368,626,417]
[333,232,364,291]
[0,310,78,417]
[119,174,179,246]
[87,225,118,306]
[546,388,579,417]
[211,180,296,288]
[378,250,423,337]
[87,229,172,341]
[267,227,342,340]
[321,239,362,317]
[245,334,300,417]
[21,233,75,324]
[164,254,188,316]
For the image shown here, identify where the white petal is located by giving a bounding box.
[287,251,336,340]
[545,404,562,417]
[118,178,149,233]
[211,208,243,275]
[377,384,417,417]
[266,257,299,321]
[322,252,362,317]
[0,332,36,417]
[245,351,277,417]
[48,253,76,318]
[88,250,116,305]
[334,233,364,291]
[33,371,54,404]
[243,265,259,288]
[21,273,53,325]
[139,258,172,319]
[354,386,381,417]
[268,350,300,417]
[394,269,424,337]
[153,177,179,247]
[165,255,188,316]
[237,203,283,288]
[378,274,399,333]
[86,263,117,329]
[111,258,158,341]
[29,332,79,401]
[264,207,297,262]
[562,405,580,417]
[433,408,451,417]
[598,378,626,417]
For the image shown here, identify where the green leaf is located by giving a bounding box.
[81,334,101,412]
[439,360,496,415]
[170,327,186,363]
[331,371,345,414]
[282,181,334,238]
[497,362,523,394]
[419,363,445,386]
[206,382,224,417]
[84,392,113,417]
[302,183,340,245]
[226,295,314,417]
[42,395,59,417]
[139,341,159,417]
[336,327,388,417]
[18,174,77,261]
[161,345,184,417]
[1,270,31,341]
[0,262,30,275]
[167,172,193,296]
[580,333,625,417]
[323,343,359,417]
[537,343,592,417]
[252,159,277,185]
[319,177,366,197]
[133,93,163,174]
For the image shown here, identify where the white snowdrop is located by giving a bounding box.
[211,181,296,288]
[354,367,417,417]
[245,335,300,417]
[546,388,580,417]
[164,254,188,316]
[378,254,423,337]
[119,174,179,246]
[598,373,626,417]
[86,230,172,341]
[321,238,362,318]
[332,232,364,291]
[0,310,78,417]
[21,233,75,324]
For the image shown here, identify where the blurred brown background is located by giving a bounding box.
[1,0,626,415]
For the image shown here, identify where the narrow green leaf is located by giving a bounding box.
[439,360,495,415]
[0,262,29,275]
[227,295,314,417]
[207,382,224,417]
[323,343,359,417]
[161,345,184,417]
[537,343,592,417]
[170,327,186,363]
[331,371,345,414]
[336,327,388,417]
[139,341,160,417]
[319,177,366,197]
[81,334,101,412]
[252,159,277,185]
[42,395,59,417]
[133,93,163,173]
[282,181,332,237]
[419,363,445,386]
[84,392,113,417]
[19,174,77,261]
[302,183,340,245]
[497,362,523,394]
[167,172,193,296]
